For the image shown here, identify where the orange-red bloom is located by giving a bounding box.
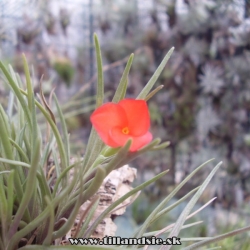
[90,99,152,152]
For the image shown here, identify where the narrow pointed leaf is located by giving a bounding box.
[134,159,215,239]
[94,33,104,108]
[183,225,250,250]
[112,54,134,103]
[137,47,174,99]
[53,94,70,167]
[161,161,223,250]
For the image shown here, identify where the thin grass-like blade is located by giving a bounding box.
[76,195,100,238]
[134,159,215,239]
[160,161,223,250]
[8,140,41,240]
[137,47,174,99]
[53,94,70,167]
[94,33,104,108]
[183,225,250,250]
[42,196,55,246]
[0,62,31,126]
[112,54,134,103]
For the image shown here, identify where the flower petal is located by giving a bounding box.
[90,103,128,144]
[110,126,131,148]
[106,133,121,148]
[110,127,153,152]
[118,99,150,136]
[129,131,153,152]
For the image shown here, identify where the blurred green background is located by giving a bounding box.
[1,0,250,248]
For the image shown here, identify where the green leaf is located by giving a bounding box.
[84,135,104,175]
[94,33,104,108]
[75,139,132,203]
[58,159,83,195]
[137,47,174,99]
[39,136,56,173]
[81,128,99,174]
[81,167,106,204]
[0,174,8,239]
[80,34,106,174]
[0,105,14,161]
[162,161,223,250]
[0,62,31,126]
[53,94,70,167]
[151,141,171,151]
[22,54,33,111]
[52,148,61,180]
[116,138,163,168]
[52,160,82,197]
[134,159,215,239]
[0,171,11,175]
[150,198,216,240]
[7,90,14,118]
[0,105,24,202]
[103,139,132,175]
[8,165,78,250]
[112,54,134,103]
[151,186,200,224]
[0,158,30,168]
[144,221,203,238]
[76,196,100,238]
[36,172,52,211]
[9,139,29,163]
[8,140,41,240]
[23,55,39,161]
[52,171,86,241]
[39,80,56,125]
[183,225,250,250]
[145,85,164,101]
[19,88,68,174]
[42,196,55,246]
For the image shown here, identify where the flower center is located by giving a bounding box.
[122,127,129,135]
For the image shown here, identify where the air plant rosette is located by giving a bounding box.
[0,34,249,250]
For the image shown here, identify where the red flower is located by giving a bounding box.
[90,99,152,152]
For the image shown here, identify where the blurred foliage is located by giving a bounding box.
[131,187,250,248]
[208,220,250,250]
[52,56,75,87]
[5,1,76,89]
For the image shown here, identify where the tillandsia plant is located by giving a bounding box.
[0,33,249,250]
